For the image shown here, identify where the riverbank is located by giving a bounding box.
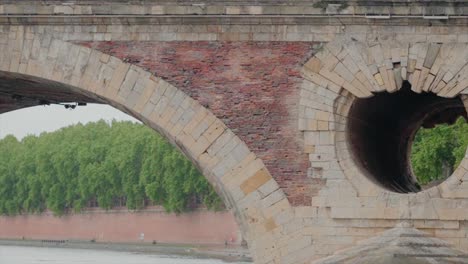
[0,208,241,245]
[0,239,252,263]
[0,239,252,262]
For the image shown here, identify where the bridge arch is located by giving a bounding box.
[0,32,292,262]
[4,29,468,262]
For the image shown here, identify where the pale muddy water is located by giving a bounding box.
[0,245,251,264]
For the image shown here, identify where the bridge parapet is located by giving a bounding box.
[0,0,465,16]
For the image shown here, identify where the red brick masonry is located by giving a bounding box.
[79,41,319,206]
[0,208,241,244]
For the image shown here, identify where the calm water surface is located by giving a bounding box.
[0,245,250,264]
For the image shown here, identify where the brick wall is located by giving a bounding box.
[0,208,241,245]
[79,41,321,206]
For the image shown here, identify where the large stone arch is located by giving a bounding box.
[0,30,294,263]
[5,29,468,262]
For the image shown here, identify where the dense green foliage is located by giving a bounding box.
[411,117,468,185]
[0,120,223,216]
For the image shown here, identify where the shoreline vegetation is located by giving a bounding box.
[0,120,223,216]
[0,239,252,263]
[411,117,468,186]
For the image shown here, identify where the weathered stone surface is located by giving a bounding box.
[299,38,468,263]
[240,169,272,195]
[1,10,468,263]
[423,43,441,69]
[313,226,468,264]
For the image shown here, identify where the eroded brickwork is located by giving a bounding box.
[79,41,320,206]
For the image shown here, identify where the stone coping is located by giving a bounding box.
[0,1,465,17]
[0,15,466,27]
[0,0,466,26]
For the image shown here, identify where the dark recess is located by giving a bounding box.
[346,81,467,193]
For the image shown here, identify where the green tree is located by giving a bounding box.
[0,120,223,215]
[411,117,468,185]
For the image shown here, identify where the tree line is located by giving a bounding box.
[411,117,468,186]
[0,120,223,216]
[1,116,465,216]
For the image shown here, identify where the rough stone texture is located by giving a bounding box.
[0,30,312,263]
[299,37,468,263]
[0,5,468,262]
[78,41,319,206]
[313,225,468,264]
[1,0,468,18]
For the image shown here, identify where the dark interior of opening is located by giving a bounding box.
[347,81,467,193]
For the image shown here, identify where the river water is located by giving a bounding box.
[0,245,251,264]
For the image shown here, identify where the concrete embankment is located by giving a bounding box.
[0,239,252,262]
[0,207,250,262]
[0,207,241,245]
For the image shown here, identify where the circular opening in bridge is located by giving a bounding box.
[346,81,467,193]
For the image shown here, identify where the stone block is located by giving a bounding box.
[262,198,290,219]
[374,73,384,86]
[386,69,397,92]
[410,69,421,93]
[334,62,354,82]
[422,73,435,92]
[118,68,139,99]
[320,68,345,87]
[423,43,441,69]
[264,217,277,232]
[304,57,321,73]
[105,62,130,97]
[407,58,417,73]
[286,235,312,255]
[261,189,286,209]
[258,178,280,198]
[240,169,272,195]
[343,81,371,98]
[317,121,329,131]
[295,206,317,218]
[225,6,241,15]
[274,209,295,226]
[446,78,468,98]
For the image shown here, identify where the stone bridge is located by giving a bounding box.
[1,1,468,263]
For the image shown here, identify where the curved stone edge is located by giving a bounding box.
[301,38,468,99]
[0,27,302,263]
[300,38,468,202]
[295,37,468,262]
[300,36,468,210]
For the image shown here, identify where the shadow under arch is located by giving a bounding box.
[0,35,289,262]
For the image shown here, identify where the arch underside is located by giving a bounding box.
[0,71,100,113]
